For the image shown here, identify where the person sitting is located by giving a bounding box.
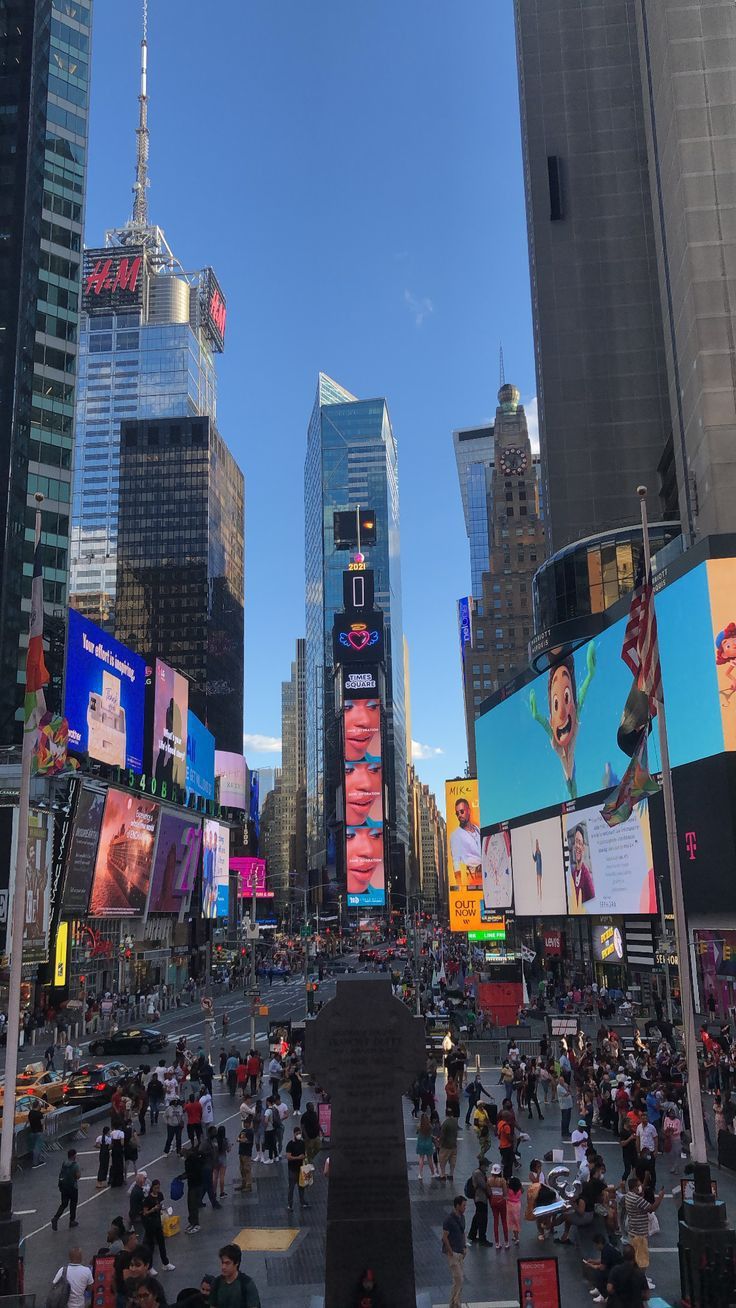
[583,1231,623,1303]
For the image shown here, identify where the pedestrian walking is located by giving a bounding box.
[44,1044,56,1071]
[141,1193,175,1271]
[267,1054,282,1098]
[525,1060,544,1121]
[416,1112,437,1181]
[488,1163,509,1250]
[28,1102,46,1168]
[95,1126,111,1188]
[441,1195,467,1308]
[288,1066,303,1115]
[225,1052,239,1098]
[263,1099,278,1163]
[183,1144,204,1234]
[199,1087,215,1129]
[286,1128,308,1212]
[623,1175,665,1285]
[51,1247,92,1308]
[437,1113,459,1183]
[557,1078,574,1139]
[301,1102,321,1163]
[184,1093,203,1146]
[51,1149,80,1231]
[236,1123,254,1193]
[163,1098,184,1157]
[215,1124,230,1197]
[506,1176,522,1245]
[466,1156,491,1246]
[109,1128,126,1187]
[464,1073,490,1126]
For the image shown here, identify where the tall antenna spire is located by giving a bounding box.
[132,0,150,227]
[499,342,505,388]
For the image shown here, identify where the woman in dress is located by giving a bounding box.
[95,1125,111,1189]
[415,1112,437,1181]
[214,1124,230,1198]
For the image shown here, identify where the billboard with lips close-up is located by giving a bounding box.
[343,689,385,907]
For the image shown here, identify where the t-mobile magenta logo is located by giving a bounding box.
[684,831,697,861]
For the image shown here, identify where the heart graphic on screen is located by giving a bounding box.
[348,630,371,650]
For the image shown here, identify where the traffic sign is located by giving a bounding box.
[300,924,312,938]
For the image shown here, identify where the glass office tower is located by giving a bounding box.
[453,425,494,601]
[304,373,408,895]
[0,0,92,740]
[69,247,218,630]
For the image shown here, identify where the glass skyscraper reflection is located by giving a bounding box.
[304,373,408,896]
[69,248,218,631]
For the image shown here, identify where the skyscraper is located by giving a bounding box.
[453,424,494,600]
[114,414,244,752]
[514,0,675,550]
[69,9,224,631]
[457,385,545,773]
[0,0,92,741]
[304,374,408,894]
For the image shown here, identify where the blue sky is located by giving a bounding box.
[84,0,535,808]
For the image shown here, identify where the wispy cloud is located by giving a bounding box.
[243,732,282,754]
[403,289,434,327]
[526,395,539,453]
[412,739,444,761]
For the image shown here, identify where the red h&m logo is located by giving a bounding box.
[209,287,227,340]
[84,255,142,297]
[685,830,697,861]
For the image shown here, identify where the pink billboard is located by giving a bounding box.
[231,855,273,898]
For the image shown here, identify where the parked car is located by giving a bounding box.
[14,1068,67,1105]
[62,1061,129,1109]
[88,1027,168,1056]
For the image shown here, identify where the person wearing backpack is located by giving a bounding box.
[49,1247,92,1308]
[210,1242,261,1308]
[51,1150,81,1231]
[465,1156,491,1246]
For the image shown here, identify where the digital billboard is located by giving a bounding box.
[153,659,188,791]
[215,751,247,810]
[200,267,227,353]
[476,560,723,829]
[89,790,160,918]
[202,819,229,918]
[60,785,106,918]
[707,558,736,751]
[447,778,490,930]
[232,856,274,898]
[342,666,379,700]
[592,921,625,965]
[148,812,202,914]
[186,712,215,802]
[346,826,385,906]
[65,609,146,772]
[333,612,385,665]
[510,814,567,916]
[481,831,513,911]
[343,683,385,908]
[563,799,655,915]
[5,809,54,962]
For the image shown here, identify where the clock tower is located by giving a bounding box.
[460,383,547,772]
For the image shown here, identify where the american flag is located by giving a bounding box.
[621,556,661,715]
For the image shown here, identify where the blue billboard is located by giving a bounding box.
[476,562,724,829]
[64,609,146,773]
[186,711,215,801]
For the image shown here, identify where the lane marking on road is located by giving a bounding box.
[14,1209,36,1215]
[21,1105,247,1242]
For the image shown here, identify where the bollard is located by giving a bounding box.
[679,1162,736,1307]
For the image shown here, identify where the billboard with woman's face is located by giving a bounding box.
[342,692,385,908]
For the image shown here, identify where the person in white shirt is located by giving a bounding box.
[636,1118,658,1157]
[571,1120,589,1165]
[449,799,481,885]
[199,1089,214,1127]
[53,1249,93,1308]
[63,1043,74,1072]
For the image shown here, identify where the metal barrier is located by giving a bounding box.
[14,1104,84,1162]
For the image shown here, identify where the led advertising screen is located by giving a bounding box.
[83,245,146,315]
[563,799,656,915]
[510,814,568,917]
[592,921,625,965]
[476,560,724,829]
[202,819,230,918]
[447,778,495,930]
[186,712,215,802]
[342,666,379,700]
[89,789,160,918]
[148,813,202,914]
[481,830,513,911]
[153,659,188,791]
[333,612,385,665]
[65,609,146,772]
[231,856,274,898]
[344,688,385,908]
[6,809,53,963]
[215,751,247,809]
[60,785,106,918]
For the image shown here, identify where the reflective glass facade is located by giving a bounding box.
[453,426,493,601]
[305,374,408,886]
[70,288,216,629]
[0,0,92,740]
[115,414,244,752]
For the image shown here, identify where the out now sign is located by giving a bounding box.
[449,892,486,932]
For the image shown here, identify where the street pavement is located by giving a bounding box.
[13,990,734,1308]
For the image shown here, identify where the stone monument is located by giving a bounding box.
[306,975,426,1308]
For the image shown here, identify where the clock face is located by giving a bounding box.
[499,445,528,475]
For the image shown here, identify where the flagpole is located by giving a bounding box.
[0,495,46,1212]
[638,486,707,1164]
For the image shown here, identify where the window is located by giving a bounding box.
[475,628,484,641]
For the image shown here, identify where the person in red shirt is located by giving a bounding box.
[497,1108,515,1181]
[245,1052,261,1096]
[183,1093,203,1146]
[614,1080,630,1134]
[236,1060,249,1097]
